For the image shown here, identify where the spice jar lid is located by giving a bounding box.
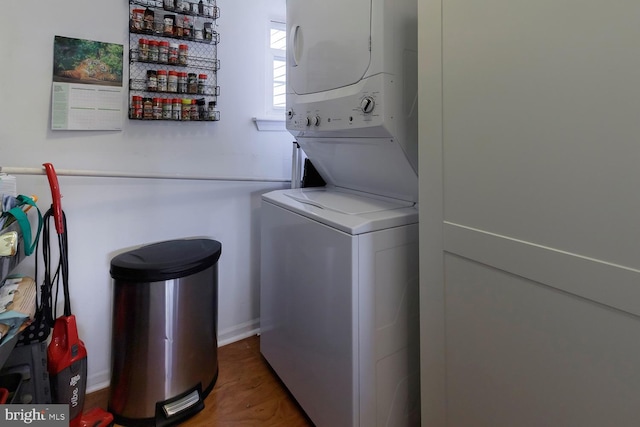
[159,41,170,46]
[173,98,181,103]
[168,70,178,76]
[182,98,192,105]
[198,74,207,79]
[179,44,188,49]
[132,96,143,101]
[153,97,162,102]
[139,38,149,44]
[149,40,159,46]
[157,70,167,75]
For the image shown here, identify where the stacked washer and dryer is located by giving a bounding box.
[260,0,420,426]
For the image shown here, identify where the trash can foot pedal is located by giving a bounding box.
[162,389,200,417]
[155,384,204,427]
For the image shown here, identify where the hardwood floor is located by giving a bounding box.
[85,335,314,426]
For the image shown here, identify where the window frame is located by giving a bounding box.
[268,19,287,115]
[253,17,287,131]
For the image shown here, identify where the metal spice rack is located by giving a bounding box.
[128,0,220,121]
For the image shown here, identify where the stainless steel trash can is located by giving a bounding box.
[108,239,221,427]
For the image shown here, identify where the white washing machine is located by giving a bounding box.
[260,0,419,425]
[260,188,420,426]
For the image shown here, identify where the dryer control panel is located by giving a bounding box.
[286,74,395,139]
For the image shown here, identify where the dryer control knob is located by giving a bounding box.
[360,96,375,114]
[312,116,321,126]
[287,109,294,120]
[305,116,311,126]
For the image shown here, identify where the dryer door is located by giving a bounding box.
[287,0,372,95]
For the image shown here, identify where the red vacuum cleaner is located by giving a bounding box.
[42,163,113,427]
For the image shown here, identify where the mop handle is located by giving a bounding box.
[43,163,64,234]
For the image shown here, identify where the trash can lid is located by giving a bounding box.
[110,239,222,282]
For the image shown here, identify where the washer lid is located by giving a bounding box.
[285,188,413,214]
[262,188,418,235]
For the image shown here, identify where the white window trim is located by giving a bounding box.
[254,19,287,131]
[252,116,287,131]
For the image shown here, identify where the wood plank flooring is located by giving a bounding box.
[85,335,314,426]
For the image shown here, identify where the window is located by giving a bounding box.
[253,18,287,130]
[270,21,286,111]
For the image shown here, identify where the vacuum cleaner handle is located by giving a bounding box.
[43,162,64,234]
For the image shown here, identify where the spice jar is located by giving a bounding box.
[206,0,215,17]
[197,98,207,119]
[143,8,155,33]
[163,14,175,36]
[203,22,213,41]
[132,8,144,31]
[157,70,167,92]
[182,16,191,39]
[187,73,198,94]
[168,70,178,93]
[143,97,153,119]
[148,40,159,62]
[191,99,199,120]
[163,0,174,10]
[131,96,143,119]
[168,43,179,64]
[138,38,149,62]
[208,101,216,120]
[177,71,188,93]
[131,9,145,32]
[178,44,188,65]
[197,74,207,95]
[172,98,181,120]
[152,98,163,119]
[174,15,183,38]
[159,41,169,63]
[194,26,203,41]
[146,70,157,91]
[181,98,191,121]
[162,98,172,119]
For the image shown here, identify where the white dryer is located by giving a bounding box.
[260,0,419,426]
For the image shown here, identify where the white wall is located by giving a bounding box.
[419,0,640,425]
[1,0,289,391]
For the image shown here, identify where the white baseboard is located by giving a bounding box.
[218,318,260,347]
[87,372,111,394]
[87,318,261,393]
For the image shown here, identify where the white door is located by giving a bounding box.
[287,0,372,94]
